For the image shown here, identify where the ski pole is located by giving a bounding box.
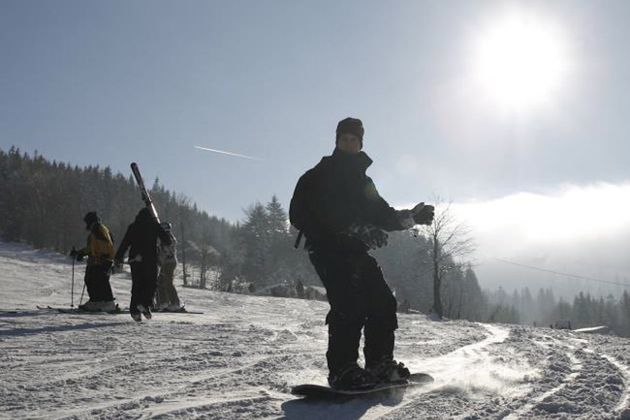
[79,282,86,306]
[71,253,76,307]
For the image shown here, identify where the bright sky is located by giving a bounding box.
[451,183,630,295]
[2,1,630,292]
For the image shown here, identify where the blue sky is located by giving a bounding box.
[3,1,630,292]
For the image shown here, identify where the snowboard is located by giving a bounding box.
[291,372,434,399]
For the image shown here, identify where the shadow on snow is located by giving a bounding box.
[280,386,409,419]
[0,321,124,337]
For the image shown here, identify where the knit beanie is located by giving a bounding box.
[336,117,364,145]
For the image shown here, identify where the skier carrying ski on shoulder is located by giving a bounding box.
[289,117,434,391]
[114,207,172,322]
[70,212,117,312]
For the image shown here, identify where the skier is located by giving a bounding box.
[114,208,172,321]
[70,212,117,312]
[289,117,434,391]
[154,222,182,311]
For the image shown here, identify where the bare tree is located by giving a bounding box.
[420,199,475,319]
[199,243,220,289]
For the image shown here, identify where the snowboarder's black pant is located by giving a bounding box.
[84,262,114,302]
[308,247,398,374]
[129,261,158,314]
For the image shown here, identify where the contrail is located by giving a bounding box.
[194,145,262,161]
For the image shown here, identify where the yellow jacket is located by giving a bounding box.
[80,223,115,265]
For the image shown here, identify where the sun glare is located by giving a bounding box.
[472,11,569,112]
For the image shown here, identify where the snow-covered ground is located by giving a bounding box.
[1,241,629,419]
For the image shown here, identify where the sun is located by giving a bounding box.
[471,11,569,112]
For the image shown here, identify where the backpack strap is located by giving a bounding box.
[294,230,304,249]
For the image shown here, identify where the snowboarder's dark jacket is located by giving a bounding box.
[290,148,406,252]
[115,208,171,264]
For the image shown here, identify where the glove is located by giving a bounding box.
[411,202,435,225]
[370,229,389,249]
[397,210,415,229]
[344,224,389,250]
[70,248,86,261]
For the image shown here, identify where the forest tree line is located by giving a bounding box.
[1,147,629,336]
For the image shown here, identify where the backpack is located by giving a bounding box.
[289,169,317,247]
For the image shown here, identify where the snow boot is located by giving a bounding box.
[166,303,185,312]
[78,300,102,312]
[95,300,116,312]
[77,300,92,311]
[137,305,152,320]
[366,358,410,383]
[79,300,116,312]
[328,363,378,391]
[130,312,142,322]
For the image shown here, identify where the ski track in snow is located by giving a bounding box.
[603,354,630,415]
[1,241,629,419]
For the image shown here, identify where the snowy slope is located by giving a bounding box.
[1,241,629,419]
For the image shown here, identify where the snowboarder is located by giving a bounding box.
[70,212,117,312]
[289,117,434,391]
[114,208,172,321]
[154,222,182,311]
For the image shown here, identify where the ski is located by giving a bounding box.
[36,305,203,315]
[36,305,126,315]
[155,308,204,314]
[130,162,161,223]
